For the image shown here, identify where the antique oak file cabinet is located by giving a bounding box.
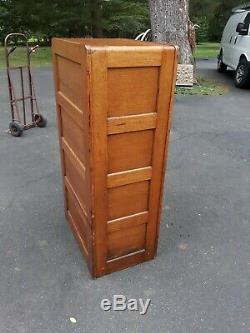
[52,38,178,278]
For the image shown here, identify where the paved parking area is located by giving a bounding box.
[0,61,249,332]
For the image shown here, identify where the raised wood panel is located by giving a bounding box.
[57,92,84,130]
[108,67,159,117]
[62,138,85,181]
[108,181,149,220]
[106,250,146,275]
[52,38,83,64]
[107,211,148,233]
[65,176,88,218]
[66,208,93,274]
[63,151,89,216]
[67,211,88,257]
[107,167,152,188]
[108,130,154,173]
[107,224,146,260]
[66,187,91,256]
[61,110,86,165]
[107,47,162,67]
[57,56,83,108]
[107,113,157,135]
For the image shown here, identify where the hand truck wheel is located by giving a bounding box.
[9,121,24,137]
[34,114,47,128]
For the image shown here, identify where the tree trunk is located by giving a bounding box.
[91,0,103,37]
[148,0,192,64]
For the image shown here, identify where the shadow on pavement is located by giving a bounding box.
[197,58,250,93]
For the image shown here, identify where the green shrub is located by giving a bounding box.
[192,16,209,43]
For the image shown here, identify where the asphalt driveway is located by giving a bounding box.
[0,59,249,333]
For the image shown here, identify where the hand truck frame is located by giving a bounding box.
[4,33,47,137]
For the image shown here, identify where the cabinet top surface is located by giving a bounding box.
[52,38,175,50]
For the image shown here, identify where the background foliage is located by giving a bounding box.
[190,0,248,42]
[0,0,248,45]
[0,0,150,44]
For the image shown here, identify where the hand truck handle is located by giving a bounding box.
[29,45,39,55]
[7,46,17,56]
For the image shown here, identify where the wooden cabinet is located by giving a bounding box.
[52,38,178,278]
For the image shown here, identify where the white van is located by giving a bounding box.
[217,4,250,88]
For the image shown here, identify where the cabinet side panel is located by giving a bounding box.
[105,64,160,264]
[52,40,93,274]
[108,67,159,116]
[99,46,177,276]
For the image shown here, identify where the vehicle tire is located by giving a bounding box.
[9,121,24,137]
[234,59,250,89]
[34,114,47,128]
[217,53,227,73]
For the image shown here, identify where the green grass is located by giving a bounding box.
[0,46,51,69]
[0,42,219,68]
[176,76,228,96]
[195,42,220,59]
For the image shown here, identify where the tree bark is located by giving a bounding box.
[148,0,192,64]
[91,0,103,37]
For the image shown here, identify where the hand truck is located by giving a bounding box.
[4,33,47,137]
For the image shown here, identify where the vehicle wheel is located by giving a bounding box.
[234,59,250,88]
[9,121,24,137]
[217,54,227,73]
[34,114,47,128]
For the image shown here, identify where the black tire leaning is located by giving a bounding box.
[34,114,47,128]
[9,122,24,137]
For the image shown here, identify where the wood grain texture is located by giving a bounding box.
[107,224,146,260]
[60,108,86,164]
[107,47,162,67]
[145,47,178,259]
[108,130,154,173]
[108,181,150,221]
[57,92,84,129]
[64,176,88,219]
[107,211,148,233]
[52,38,177,278]
[108,67,159,117]
[106,250,146,275]
[107,167,152,188]
[89,50,109,277]
[66,187,91,255]
[107,113,157,135]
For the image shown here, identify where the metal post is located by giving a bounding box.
[6,70,15,121]
[20,66,26,125]
[28,69,34,122]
